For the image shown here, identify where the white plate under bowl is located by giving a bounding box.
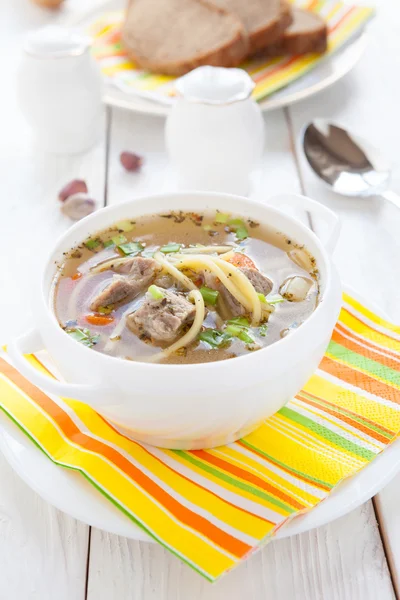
[65,0,368,117]
[1,286,399,541]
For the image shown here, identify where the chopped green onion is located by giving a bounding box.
[160,243,182,253]
[235,226,249,240]
[103,240,115,248]
[225,324,255,345]
[200,286,219,305]
[227,316,250,327]
[215,212,230,224]
[111,233,127,245]
[148,285,165,300]
[65,327,100,348]
[117,241,144,256]
[258,293,267,304]
[116,220,135,232]
[267,294,285,304]
[259,324,268,337]
[203,224,212,231]
[227,218,249,240]
[198,329,231,349]
[98,305,114,315]
[85,238,101,250]
[228,218,245,227]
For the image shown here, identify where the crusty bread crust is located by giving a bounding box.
[248,1,293,53]
[122,0,249,76]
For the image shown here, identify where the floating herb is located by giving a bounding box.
[214,212,230,224]
[84,238,101,250]
[258,324,268,337]
[148,285,165,300]
[111,233,127,246]
[115,220,135,232]
[118,241,144,256]
[198,329,231,349]
[65,327,100,348]
[160,243,182,254]
[103,240,115,248]
[267,294,285,304]
[199,287,219,305]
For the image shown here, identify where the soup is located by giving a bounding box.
[53,210,319,364]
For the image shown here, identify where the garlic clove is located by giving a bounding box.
[120,151,143,172]
[61,193,96,221]
[58,179,88,202]
[280,276,313,302]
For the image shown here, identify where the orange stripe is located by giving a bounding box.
[237,441,331,492]
[98,413,275,526]
[342,307,400,347]
[328,6,357,34]
[336,322,400,361]
[193,450,306,510]
[332,326,400,373]
[0,358,250,558]
[319,356,400,403]
[297,389,395,436]
[296,393,389,444]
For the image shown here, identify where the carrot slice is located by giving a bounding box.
[85,314,114,326]
[71,272,83,281]
[226,253,256,270]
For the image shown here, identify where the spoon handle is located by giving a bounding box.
[381,190,400,209]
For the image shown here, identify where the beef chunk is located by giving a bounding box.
[127,289,196,345]
[90,257,161,311]
[239,267,272,296]
[90,275,135,311]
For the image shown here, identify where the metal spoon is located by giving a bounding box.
[302,120,400,209]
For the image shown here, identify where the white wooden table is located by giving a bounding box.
[1,1,399,598]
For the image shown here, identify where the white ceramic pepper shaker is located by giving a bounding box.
[165,66,265,196]
[17,26,103,154]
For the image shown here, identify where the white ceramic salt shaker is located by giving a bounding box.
[165,66,265,196]
[17,26,103,154]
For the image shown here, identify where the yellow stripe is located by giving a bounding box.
[304,373,400,431]
[290,398,383,451]
[269,415,365,469]
[343,292,400,335]
[339,310,400,353]
[0,379,235,578]
[245,423,353,486]
[211,446,320,506]
[66,398,267,539]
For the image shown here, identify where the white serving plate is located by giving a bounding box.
[1,287,399,542]
[65,0,368,117]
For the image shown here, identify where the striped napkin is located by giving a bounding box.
[1,292,399,581]
[87,0,375,104]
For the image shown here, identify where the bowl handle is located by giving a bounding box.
[8,329,107,404]
[267,193,340,254]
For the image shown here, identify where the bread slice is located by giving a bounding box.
[265,7,328,55]
[122,0,249,76]
[211,0,293,53]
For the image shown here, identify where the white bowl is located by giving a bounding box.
[9,192,342,449]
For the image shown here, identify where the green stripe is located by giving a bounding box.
[279,407,375,461]
[327,340,400,384]
[0,405,214,582]
[298,391,394,440]
[240,440,333,490]
[175,451,295,514]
